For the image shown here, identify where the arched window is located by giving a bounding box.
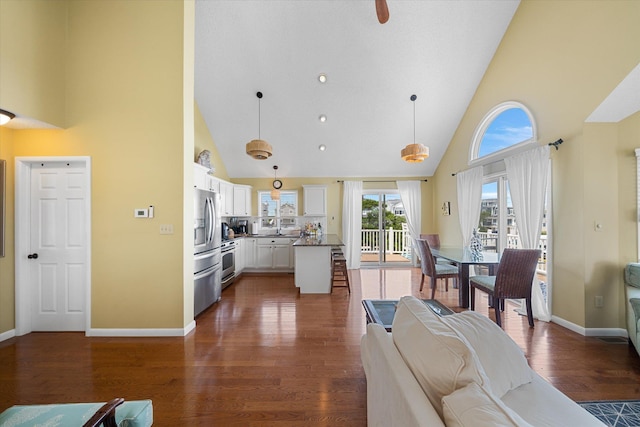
[469,101,537,165]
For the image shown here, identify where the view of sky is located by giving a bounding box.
[478,107,533,157]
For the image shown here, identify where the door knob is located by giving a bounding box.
[27,253,38,259]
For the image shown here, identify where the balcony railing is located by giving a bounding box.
[361,228,410,256]
[360,228,547,273]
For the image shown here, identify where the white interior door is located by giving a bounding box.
[28,161,88,331]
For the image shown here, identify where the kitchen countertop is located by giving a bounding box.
[231,234,298,239]
[292,234,343,247]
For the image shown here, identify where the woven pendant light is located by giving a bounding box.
[246,92,273,160]
[401,94,429,163]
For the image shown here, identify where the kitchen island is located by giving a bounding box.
[292,234,344,294]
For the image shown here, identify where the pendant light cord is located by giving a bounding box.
[257,91,263,140]
[411,94,417,144]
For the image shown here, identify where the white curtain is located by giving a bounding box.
[397,181,422,258]
[342,181,363,269]
[456,166,484,246]
[505,145,551,322]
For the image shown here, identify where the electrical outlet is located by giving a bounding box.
[159,224,174,235]
[595,295,604,308]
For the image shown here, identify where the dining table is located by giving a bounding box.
[430,246,501,308]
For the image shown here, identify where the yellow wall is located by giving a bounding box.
[0,0,191,333]
[0,128,15,333]
[194,102,230,181]
[433,0,640,329]
[0,0,66,127]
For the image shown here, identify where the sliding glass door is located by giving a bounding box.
[361,191,412,266]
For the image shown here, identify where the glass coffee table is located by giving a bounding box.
[362,299,454,332]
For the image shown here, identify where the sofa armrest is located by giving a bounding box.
[361,323,445,427]
[501,373,606,426]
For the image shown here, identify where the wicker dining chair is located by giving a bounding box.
[420,233,455,267]
[469,248,541,328]
[415,238,458,299]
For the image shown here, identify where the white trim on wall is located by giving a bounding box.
[87,320,196,337]
[552,315,628,338]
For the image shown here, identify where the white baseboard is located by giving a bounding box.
[551,315,628,337]
[87,321,197,337]
[0,329,16,342]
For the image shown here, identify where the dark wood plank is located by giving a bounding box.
[0,268,639,426]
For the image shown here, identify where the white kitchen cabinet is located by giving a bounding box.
[244,238,256,267]
[273,244,291,269]
[254,237,294,270]
[219,181,234,216]
[194,163,221,193]
[207,176,221,193]
[233,185,252,216]
[303,185,327,216]
[235,238,245,274]
[255,244,273,268]
[194,163,208,190]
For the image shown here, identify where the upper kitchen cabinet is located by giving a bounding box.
[194,163,218,192]
[219,181,234,216]
[218,181,252,217]
[233,185,252,216]
[303,185,327,216]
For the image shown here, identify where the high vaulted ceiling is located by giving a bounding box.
[195,0,520,179]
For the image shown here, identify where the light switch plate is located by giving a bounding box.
[160,224,174,235]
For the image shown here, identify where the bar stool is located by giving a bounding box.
[331,248,350,293]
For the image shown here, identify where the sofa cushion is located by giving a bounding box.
[442,382,533,427]
[442,310,533,397]
[625,263,640,288]
[392,296,490,419]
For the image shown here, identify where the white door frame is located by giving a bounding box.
[15,156,92,336]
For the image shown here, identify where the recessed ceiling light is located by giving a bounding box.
[319,114,327,122]
[319,144,326,151]
[318,73,327,83]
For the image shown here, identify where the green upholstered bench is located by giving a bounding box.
[0,398,152,427]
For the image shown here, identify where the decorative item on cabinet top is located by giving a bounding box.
[196,150,214,172]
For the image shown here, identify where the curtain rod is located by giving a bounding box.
[451,138,563,176]
[337,179,428,183]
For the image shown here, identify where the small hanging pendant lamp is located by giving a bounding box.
[246,92,273,160]
[270,165,281,200]
[401,94,429,163]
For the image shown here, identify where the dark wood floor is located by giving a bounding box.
[1,269,640,426]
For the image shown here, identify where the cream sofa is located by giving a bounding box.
[360,296,605,427]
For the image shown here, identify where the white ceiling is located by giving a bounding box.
[194,0,520,179]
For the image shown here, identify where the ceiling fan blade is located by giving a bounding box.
[375,0,389,24]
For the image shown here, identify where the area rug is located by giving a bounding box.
[578,400,640,426]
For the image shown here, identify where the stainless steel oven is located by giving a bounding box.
[221,240,235,290]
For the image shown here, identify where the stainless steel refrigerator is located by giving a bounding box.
[194,188,222,316]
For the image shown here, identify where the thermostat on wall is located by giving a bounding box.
[134,208,149,218]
